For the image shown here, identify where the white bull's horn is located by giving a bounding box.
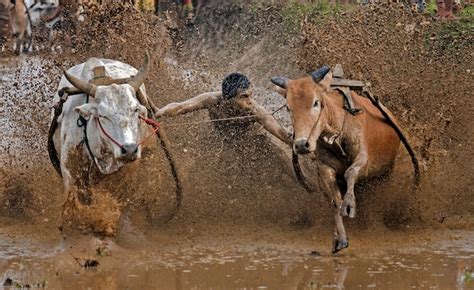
[127,52,151,92]
[64,71,98,96]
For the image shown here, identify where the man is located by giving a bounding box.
[156,73,292,146]
[436,0,455,20]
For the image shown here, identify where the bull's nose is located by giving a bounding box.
[294,139,311,154]
[120,143,138,160]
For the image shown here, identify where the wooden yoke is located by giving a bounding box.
[88,66,159,116]
[330,64,364,115]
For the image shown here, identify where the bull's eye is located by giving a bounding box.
[134,108,140,114]
[313,100,320,108]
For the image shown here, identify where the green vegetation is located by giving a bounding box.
[437,5,474,43]
[281,0,351,31]
[425,7,473,62]
[459,4,474,18]
[424,0,437,14]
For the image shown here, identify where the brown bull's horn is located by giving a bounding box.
[271,77,289,89]
[311,65,331,83]
[64,71,98,96]
[127,51,151,92]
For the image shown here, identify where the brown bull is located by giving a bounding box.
[272,67,419,253]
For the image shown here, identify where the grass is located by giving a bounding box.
[459,3,474,18]
[425,1,437,14]
[281,0,351,32]
[424,4,473,61]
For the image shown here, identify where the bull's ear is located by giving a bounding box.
[319,71,333,91]
[271,77,289,89]
[74,103,98,117]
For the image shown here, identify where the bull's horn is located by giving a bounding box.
[271,77,289,89]
[127,51,151,92]
[64,71,97,96]
[311,65,331,83]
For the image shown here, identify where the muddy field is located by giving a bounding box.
[0,1,473,289]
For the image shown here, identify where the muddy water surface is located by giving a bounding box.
[0,227,472,289]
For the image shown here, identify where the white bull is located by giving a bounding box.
[51,54,150,193]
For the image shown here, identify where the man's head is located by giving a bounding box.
[222,73,252,100]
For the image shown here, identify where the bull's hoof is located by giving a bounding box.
[340,202,356,218]
[332,238,349,254]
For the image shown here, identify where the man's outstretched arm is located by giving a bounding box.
[243,99,292,145]
[155,91,221,117]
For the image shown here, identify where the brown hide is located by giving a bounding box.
[286,76,400,177]
[346,90,400,177]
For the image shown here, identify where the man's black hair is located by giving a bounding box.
[221,73,250,100]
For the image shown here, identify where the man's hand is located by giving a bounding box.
[154,108,164,118]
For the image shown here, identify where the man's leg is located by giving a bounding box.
[444,0,454,18]
[183,0,193,19]
[436,0,446,19]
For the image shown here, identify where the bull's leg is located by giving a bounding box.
[61,165,74,194]
[23,23,32,53]
[319,164,349,253]
[12,32,20,55]
[341,151,368,218]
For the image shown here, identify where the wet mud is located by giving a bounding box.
[0,1,473,289]
[0,224,473,289]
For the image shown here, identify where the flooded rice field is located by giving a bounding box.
[0,225,473,289]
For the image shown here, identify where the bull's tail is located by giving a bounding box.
[363,88,420,186]
[47,115,62,176]
[48,90,69,177]
[155,127,183,222]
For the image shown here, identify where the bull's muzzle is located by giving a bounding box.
[120,143,139,161]
[294,139,311,154]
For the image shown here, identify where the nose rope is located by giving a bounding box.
[303,106,324,144]
[96,116,161,150]
[138,116,160,146]
[96,117,125,150]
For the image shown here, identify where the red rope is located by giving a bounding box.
[95,116,160,149]
[96,118,124,149]
[138,116,160,146]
